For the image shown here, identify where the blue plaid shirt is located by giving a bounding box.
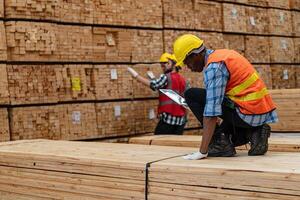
[203,49,278,127]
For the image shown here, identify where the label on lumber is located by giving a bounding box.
[250,17,256,26]
[279,12,285,22]
[114,105,121,117]
[106,33,116,46]
[110,69,118,80]
[283,69,289,80]
[231,8,238,18]
[281,39,287,49]
[71,78,81,91]
[72,111,81,124]
[149,109,155,119]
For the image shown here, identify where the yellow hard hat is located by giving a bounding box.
[173,34,204,67]
[159,52,177,63]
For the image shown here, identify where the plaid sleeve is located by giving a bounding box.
[203,62,229,117]
[150,74,168,91]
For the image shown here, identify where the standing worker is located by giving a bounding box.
[172,34,278,160]
[127,53,188,135]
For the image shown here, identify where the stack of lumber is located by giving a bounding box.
[0,140,299,199]
[269,37,295,63]
[4,0,163,28]
[163,0,222,31]
[0,0,3,18]
[245,6,269,34]
[223,34,246,55]
[10,103,98,141]
[268,9,293,36]
[222,3,247,33]
[271,65,297,89]
[129,134,300,152]
[245,36,270,63]
[0,108,9,142]
[0,64,9,104]
[5,21,163,63]
[0,21,6,61]
[270,89,300,131]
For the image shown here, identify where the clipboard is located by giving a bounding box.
[159,89,189,109]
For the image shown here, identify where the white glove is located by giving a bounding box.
[183,151,208,160]
[127,67,138,78]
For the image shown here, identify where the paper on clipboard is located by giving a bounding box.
[159,89,189,109]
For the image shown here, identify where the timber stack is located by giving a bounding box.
[0,0,299,142]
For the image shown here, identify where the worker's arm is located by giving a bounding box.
[200,116,218,153]
[128,67,150,87]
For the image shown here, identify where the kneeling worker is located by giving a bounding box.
[127,53,188,135]
[172,34,278,160]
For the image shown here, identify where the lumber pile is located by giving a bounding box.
[269,37,295,63]
[271,65,297,89]
[245,36,270,63]
[0,21,6,61]
[292,11,300,36]
[0,108,9,142]
[0,64,9,105]
[4,0,163,28]
[129,134,300,152]
[268,9,293,36]
[163,0,222,31]
[222,3,247,33]
[5,21,163,63]
[0,140,299,199]
[246,6,269,34]
[270,89,300,131]
[223,34,245,55]
[10,103,98,141]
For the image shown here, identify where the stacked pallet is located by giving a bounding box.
[129,135,300,152]
[0,108,9,142]
[0,140,299,199]
[5,21,163,62]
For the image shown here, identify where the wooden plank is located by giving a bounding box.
[129,135,300,152]
[0,64,9,105]
[0,21,7,61]
[0,0,3,18]
[0,140,299,199]
[0,108,9,142]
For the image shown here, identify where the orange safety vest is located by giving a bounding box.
[158,72,187,116]
[206,49,276,115]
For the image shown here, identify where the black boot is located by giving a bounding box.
[248,124,271,156]
[208,127,236,157]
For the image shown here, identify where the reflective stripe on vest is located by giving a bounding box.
[226,72,259,96]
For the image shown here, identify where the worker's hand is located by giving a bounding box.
[127,67,138,78]
[183,151,208,160]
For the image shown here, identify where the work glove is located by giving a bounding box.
[183,151,208,160]
[127,67,138,78]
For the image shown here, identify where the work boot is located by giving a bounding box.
[208,127,236,157]
[248,124,271,156]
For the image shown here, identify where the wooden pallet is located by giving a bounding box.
[0,140,299,199]
[129,134,300,152]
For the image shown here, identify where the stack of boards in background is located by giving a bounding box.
[0,0,299,142]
